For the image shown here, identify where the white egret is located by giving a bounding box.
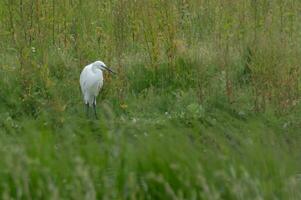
[80,60,115,118]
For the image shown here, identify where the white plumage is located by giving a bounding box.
[80,60,115,118]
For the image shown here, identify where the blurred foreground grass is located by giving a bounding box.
[0,80,300,199]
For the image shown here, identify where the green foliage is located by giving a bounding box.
[0,0,300,199]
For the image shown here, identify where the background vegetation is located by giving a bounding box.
[0,0,300,199]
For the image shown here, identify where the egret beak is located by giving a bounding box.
[103,66,116,74]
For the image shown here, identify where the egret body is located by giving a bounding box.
[80,60,115,118]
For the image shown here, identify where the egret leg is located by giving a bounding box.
[93,97,98,119]
[85,103,89,118]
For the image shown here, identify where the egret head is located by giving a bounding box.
[93,60,116,74]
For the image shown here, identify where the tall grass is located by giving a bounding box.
[0,0,301,199]
[1,0,300,113]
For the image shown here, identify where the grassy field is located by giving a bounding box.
[0,0,301,199]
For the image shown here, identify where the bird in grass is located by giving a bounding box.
[80,60,115,118]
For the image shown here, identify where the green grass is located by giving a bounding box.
[0,0,301,199]
[0,76,300,199]
[0,106,300,199]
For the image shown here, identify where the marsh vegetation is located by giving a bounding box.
[0,0,300,199]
